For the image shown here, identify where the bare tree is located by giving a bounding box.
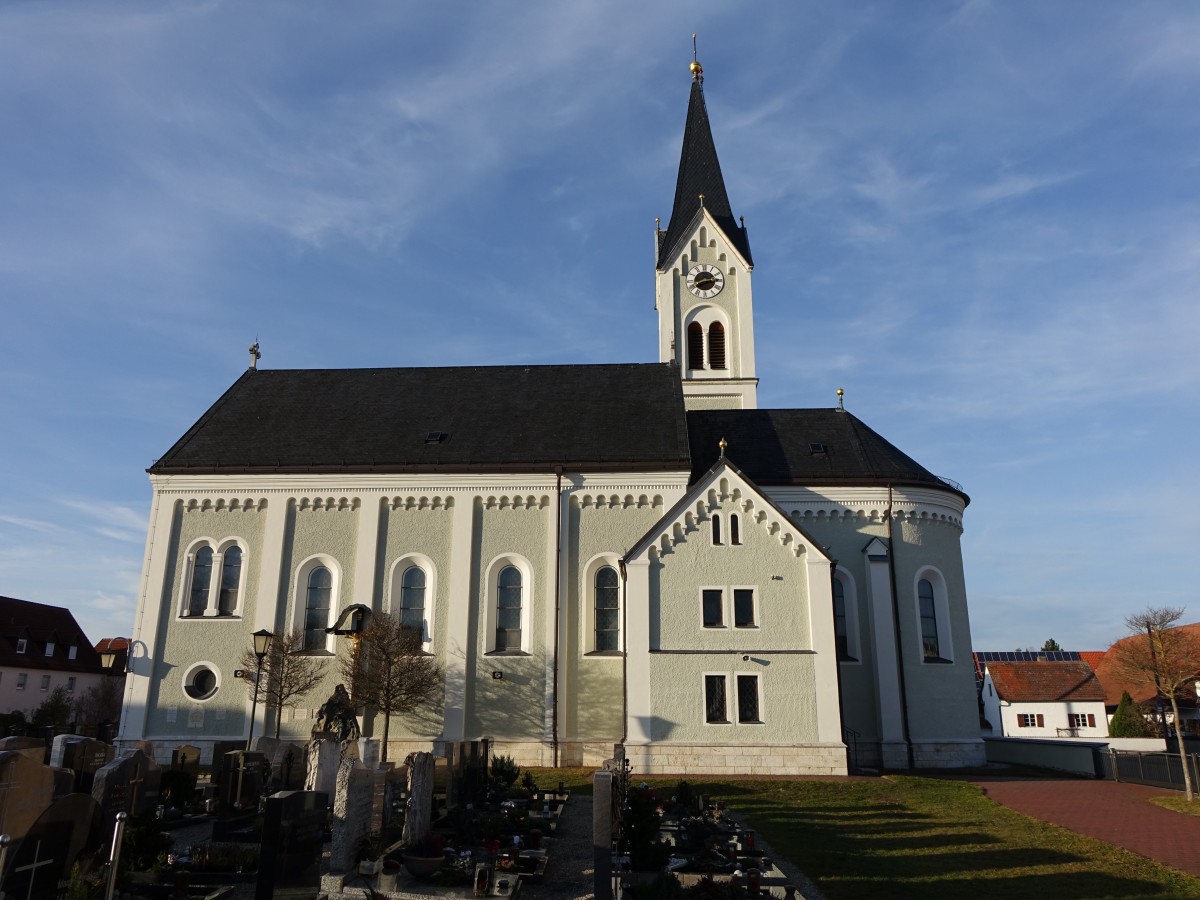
[1110,606,1200,800]
[239,629,325,739]
[72,676,124,725]
[340,614,443,762]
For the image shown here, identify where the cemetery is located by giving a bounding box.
[0,718,802,899]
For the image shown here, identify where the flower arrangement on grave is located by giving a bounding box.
[621,784,672,873]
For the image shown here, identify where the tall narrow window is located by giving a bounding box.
[304,566,332,651]
[833,579,849,660]
[919,579,940,660]
[687,322,705,370]
[45,641,55,657]
[67,676,76,692]
[218,546,242,615]
[708,322,726,370]
[401,566,427,634]
[496,565,523,651]
[40,675,50,691]
[737,674,760,723]
[17,673,27,690]
[189,547,213,616]
[729,513,741,545]
[733,589,755,628]
[16,638,27,654]
[594,566,620,652]
[702,589,724,627]
[704,674,728,723]
[712,514,723,545]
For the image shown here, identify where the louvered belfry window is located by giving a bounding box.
[708,322,726,369]
[687,322,705,369]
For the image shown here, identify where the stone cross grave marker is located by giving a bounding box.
[0,793,102,900]
[91,748,161,822]
[61,738,115,795]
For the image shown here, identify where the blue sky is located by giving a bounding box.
[1,2,1197,654]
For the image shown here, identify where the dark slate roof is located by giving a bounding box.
[150,364,692,474]
[0,596,106,674]
[687,409,968,503]
[656,77,753,270]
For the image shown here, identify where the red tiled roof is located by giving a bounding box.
[1078,651,1106,671]
[1093,623,1200,707]
[985,660,1106,702]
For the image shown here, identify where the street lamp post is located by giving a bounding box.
[246,629,274,751]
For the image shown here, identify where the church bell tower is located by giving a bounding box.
[655,55,758,410]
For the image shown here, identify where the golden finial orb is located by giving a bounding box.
[690,60,703,77]
[718,437,728,457]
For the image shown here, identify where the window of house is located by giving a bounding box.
[729,513,741,545]
[303,566,332,651]
[833,579,849,660]
[702,589,724,628]
[708,322,727,370]
[16,638,26,654]
[1069,713,1096,728]
[918,579,940,660]
[1017,713,1043,728]
[496,565,523,652]
[189,546,214,616]
[704,674,729,723]
[40,675,51,691]
[594,566,620,652]
[400,566,427,634]
[16,673,27,690]
[712,514,723,545]
[218,546,242,615]
[67,676,76,692]
[687,322,705,369]
[45,641,55,657]
[733,589,756,628]
[68,645,77,660]
[736,674,761,723]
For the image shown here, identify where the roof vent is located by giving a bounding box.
[809,442,827,455]
[425,432,449,444]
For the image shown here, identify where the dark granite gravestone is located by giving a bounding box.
[255,790,328,900]
[91,748,161,822]
[210,740,243,785]
[0,750,56,841]
[171,744,201,776]
[62,737,115,794]
[218,750,266,817]
[0,793,102,900]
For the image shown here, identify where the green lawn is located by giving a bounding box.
[530,770,1200,899]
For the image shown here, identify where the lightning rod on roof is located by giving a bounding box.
[249,340,261,371]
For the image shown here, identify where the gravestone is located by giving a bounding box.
[0,750,56,841]
[0,793,103,900]
[171,744,201,776]
[49,733,87,768]
[210,740,243,782]
[401,751,435,845]
[255,737,306,791]
[446,738,489,808]
[0,735,48,765]
[329,758,373,873]
[255,790,328,900]
[304,738,342,798]
[62,737,116,794]
[593,771,614,900]
[91,748,161,822]
[218,750,266,816]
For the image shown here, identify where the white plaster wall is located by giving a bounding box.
[0,668,107,717]
[999,700,1108,739]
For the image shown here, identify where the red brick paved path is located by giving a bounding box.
[971,777,1200,877]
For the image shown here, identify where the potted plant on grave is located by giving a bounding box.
[401,831,447,878]
[358,831,386,876]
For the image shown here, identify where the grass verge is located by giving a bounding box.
[1151,795,1200,817]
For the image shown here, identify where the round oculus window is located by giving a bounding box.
[184,665,219,701]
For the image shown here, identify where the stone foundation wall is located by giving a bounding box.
[910,739,985,768]
[623,742,849,776]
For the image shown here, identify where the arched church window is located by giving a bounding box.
[217,546,242,615]
[594,566,619,652]
[401,566,426,635]
[729,513,741,545]
[708,322,726,370]
[918,578,940,660]
[304,567,332,651]
[189,547,213,617]
[712,513,723,545]
[687,322,705,370]
[496,565,523,652]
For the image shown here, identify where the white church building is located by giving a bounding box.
[119,60,985,774]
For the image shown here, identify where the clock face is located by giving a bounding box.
[686,264,725,299]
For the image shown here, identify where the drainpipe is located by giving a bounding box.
[885,485,915,769]
[552,467,563,767]
[619,559,629,745]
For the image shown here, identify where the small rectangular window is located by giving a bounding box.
[737,674,761,723]
[16,638,27,654]
[45,641,55,657]
[67,676,77,693]
[733,589,756,628]
[702,590,724,628]
[40,674,51,691]
[704,674,728,723]
[68,645,78,660]
[16,673,27,690]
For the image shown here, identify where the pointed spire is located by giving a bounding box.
[656,48,752,270]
